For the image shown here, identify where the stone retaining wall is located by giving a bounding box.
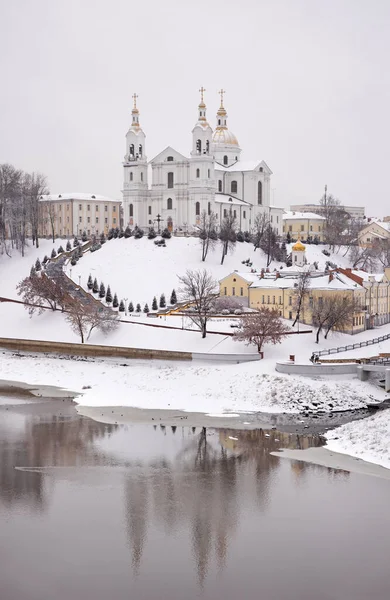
[275,362,358,375]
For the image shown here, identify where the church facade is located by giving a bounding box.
[122,90,283,235]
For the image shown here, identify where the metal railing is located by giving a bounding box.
[314,332,390,358]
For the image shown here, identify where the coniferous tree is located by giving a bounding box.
[30,265,36,277]
[35,258,41,271]
[124,226,132,238]
[136,303,141,312]
[152,296,158,310]
[66,240,72,252]
[42,255,49,264]
[73,236,79,247]
[170,289,177,305]
[100,232,106,244]
[118,229,124,238]
[119,300,125,312]
[143,303,149,313]
[105,285,113,304]
[113,227,119,239]
[108,228,114,240]
[99,282,106,298]
[113,293,119,308]
[77,245,83,258]
[82,230,87,242]
[286,230,291,244]
[159,293,166,308]
[161,228,171,239]
[148,228,157,239]
[129,301,134,313]
[87,274,93,290]
[58,245,64,254]
[51,248,57,258]
[93,278,99,293]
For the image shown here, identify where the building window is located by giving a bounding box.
[310,225,313,231]
[258,181,262,205]
[67,216,69,223]
[262,295,265,304]
[289,296,292,305]
[243,211,246,219]
[130,204,133,217]
[59,217,62,224]
[149,220,152,225]
[279,296,282,304]
[139,144,142,158]
[289,311,292,319]
[231,180,237,194]
[224,287,227,295]
[196,139,202,154]
[273,296,275,304]
[289,225,292,232]
[223,155,228,165]
[79,217,82,223]
[223,209,227,217]
[218,180,222,192]
[240,287,244,296]
[232,287,235,296]
[113,218,116,224]
[105,217,108,224]
[301,224,304,232]
[267,296,270,304]
[318,226,321,232]
[208,169,210,178]
[148,206,151,215]
[195,202,200,216]
[67,204,69,211]
[271,215,273,223]
[141,172,143,182]
[167,172,174,188]
[87,204,90,211]
[277,216,279,223]
[233,210,236,218]
[208,202,211,216]
[113,206,116,212]
[79,204,82,211]
[130,172,133,181]
[105,205,108,212]
[196,168,200,178]
[167,156,174,161]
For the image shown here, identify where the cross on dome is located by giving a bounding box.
[199,86,206,105]
[219,88,225,108]
[132,93,138,110]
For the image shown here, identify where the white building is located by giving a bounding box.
[122,90,283,235]
[290,203,365,220]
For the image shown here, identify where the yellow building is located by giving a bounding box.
[338,268,390,327]
[283,211,326,242]
[357,220,390,248]
[38,193,121,239]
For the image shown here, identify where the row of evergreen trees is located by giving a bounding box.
[105,225,172,241]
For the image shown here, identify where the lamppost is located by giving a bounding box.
[78,275,81,287]
[155,214,164,234]
[124,297,128,316]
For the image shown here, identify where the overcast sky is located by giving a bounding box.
[1,0,389,215]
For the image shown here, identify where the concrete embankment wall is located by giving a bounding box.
[0,337,259,363]
[275,362,358,375]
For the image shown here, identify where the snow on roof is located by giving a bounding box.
[40,193,118,203]
[215,160,261,172]
[250,273,362,291]
[350,270,386,283]
[214,194,250,206]
[283,211,325,220]
[220,272,263,284]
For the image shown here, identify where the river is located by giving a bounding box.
[1,394,390,600]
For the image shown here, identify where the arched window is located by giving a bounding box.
[129,144,134,158]
[167,198,172,210]
[139,144,143,158]
[223,155,228,165]
[130,172,133,181]
[195,202,200,216]
[129,204,133,217]
[258,181,263,205]
[208,202,211,216]
[218,180,222,192]
[141,172,143,182]
[167,172,174,188]
[231,180,237,194]
[206,140,209,153]
[218,119,221,125]
[196,139,202,155]
[196,168,200,178]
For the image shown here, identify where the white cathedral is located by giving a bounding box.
[122,89,283,235]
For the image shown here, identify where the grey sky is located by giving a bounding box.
[1,0,389,215]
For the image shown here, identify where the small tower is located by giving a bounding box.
[122,94,149,228]
[189,88,215,224]
[291,236,306,267]
[211,89,241,167]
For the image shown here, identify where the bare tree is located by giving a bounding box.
[312,295,357,343]
[260,223,280,267]
[233,308,289,353]
[28,172,49,248]
[349,244,379,271]
[252,212,269,252]
[17,272,67,314]
[65,298,118,343]
[219,213,236,265]
[292,270,311,327]
[199,210,218,262]
[318,189,349,251]
[178,269,217,338]
[44,201,57,243]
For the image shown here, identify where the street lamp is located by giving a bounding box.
[124,297,128,316]
[154,214,164,234]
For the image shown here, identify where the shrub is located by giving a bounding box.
[213,296,243,312]
[234,308,243,315]
[99,283,106,298]
[113,293,119,308]
[90,243,101,253]
[70,258,77,266]
[58,245,64,254]
[322,249,330,257]
[107,228,114,240]
[161,228,171,239]
[170,289,177,305]
[35,258,42,271]
[124,226,132,238]
[237,231,245,242]
[100,232,106,244]
[66,240,72,251]
[148,228,157,239]
[30,265,36,277]
[244,231,251,243]
[143,303,149,313]
[93,278,99,293]
[128,301,134,313]
[119,300,125,312]
[113,227,120,239]
[82,230,88,242]
[136,303,141,312]
[159,293,166,308]
[221,309,230,315]
[73,236,79,247]
[134,226,144,239]
[152,296,158,310]
[87,274,93,289]
[42,255,49,264]
[118,229,124,238]
[51,248,57,258]
[105,285,113,304]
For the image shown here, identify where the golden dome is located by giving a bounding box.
[212,128,239,146]
[292,240,306,252]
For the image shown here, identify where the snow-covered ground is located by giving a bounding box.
[325,410,390,470]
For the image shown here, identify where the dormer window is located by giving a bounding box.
[259,167,263,172]
[167,156,174,161]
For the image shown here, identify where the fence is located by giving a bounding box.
[314,332,390,358]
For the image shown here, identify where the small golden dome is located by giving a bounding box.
[212,128,239,146]
[292,240,306,252]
